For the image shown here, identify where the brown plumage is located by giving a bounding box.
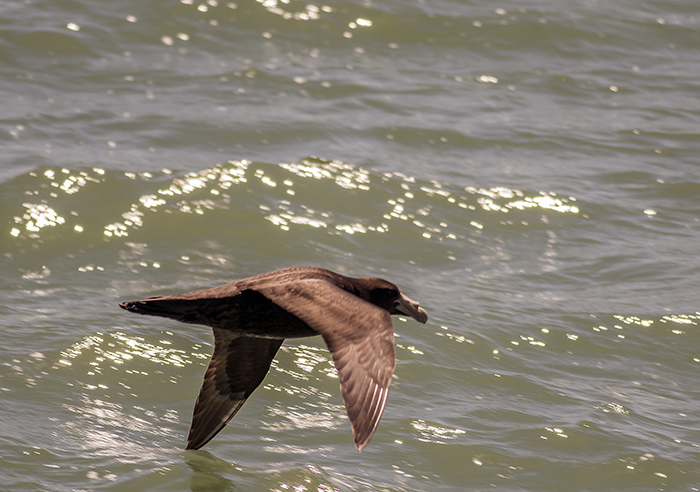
[119,266,428,451]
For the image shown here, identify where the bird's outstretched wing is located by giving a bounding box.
[186,331,283,450]
[255,280,395,451]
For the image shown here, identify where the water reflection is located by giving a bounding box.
[186,451,237,492]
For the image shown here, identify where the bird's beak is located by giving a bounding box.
[395,294,428,324]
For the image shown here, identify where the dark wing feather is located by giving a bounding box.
[186,330,283,450]
[254,280,395,451]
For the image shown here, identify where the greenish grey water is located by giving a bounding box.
[2,0,700,491]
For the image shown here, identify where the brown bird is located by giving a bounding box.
[119,266,428,451]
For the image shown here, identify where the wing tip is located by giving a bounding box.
[352,423,379,452]
[185,431,204,451]
[186,426,218,451]
[355,440,369,452]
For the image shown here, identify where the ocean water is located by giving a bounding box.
[2,0,700,490]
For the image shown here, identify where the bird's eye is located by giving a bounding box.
[369,287,399,306]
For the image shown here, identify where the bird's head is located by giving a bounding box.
[356,278,428,324]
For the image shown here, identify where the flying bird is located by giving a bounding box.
[119,266,428,451]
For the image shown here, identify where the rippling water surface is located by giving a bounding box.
[2,0,700,490]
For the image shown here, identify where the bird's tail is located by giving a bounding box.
[119,297,207,324]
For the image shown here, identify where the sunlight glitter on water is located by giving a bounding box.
[58,332,209,374]
[13,203,65,235]
[411,419,466,443]
[269,345,337,383]
[7,160,580,248]
[255,0,326,21]
[9,168,103,240]
[279,160,371,190]
[60,394,181,463]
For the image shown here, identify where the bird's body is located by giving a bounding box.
[119,266,428,451]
